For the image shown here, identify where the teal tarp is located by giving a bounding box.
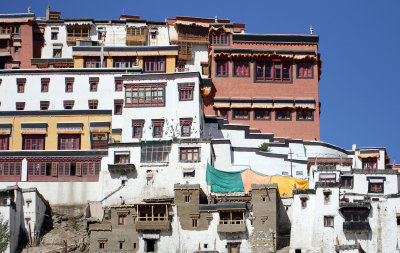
[206,163,245,193]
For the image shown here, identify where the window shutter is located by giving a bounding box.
[52,162,58,177]
[76,162,82,176]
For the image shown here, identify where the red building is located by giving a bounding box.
[0,13,43,69]
[204,25,321,140]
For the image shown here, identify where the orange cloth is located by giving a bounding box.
[241,169,271,193]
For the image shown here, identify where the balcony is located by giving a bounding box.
[136,217,170,231]
[108,164,135,174]
[178,35,208,42]
[217,219,246,233]
[340,201,370,210]
[343,221,371,234]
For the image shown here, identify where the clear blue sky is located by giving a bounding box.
[3,0,400,161]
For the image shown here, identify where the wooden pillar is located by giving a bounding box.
[151,205,154,221]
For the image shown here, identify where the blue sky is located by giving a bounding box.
[3,0,400,161]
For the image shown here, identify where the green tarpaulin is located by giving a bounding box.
[206,163,245,193]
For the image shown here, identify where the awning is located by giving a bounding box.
[274,103,294,109]
[53,45,63,50]
[0,123,12,135]
[213,103,230,108]
[295,99,316,109]
[90,122,111,133]
[114,151,130,156]
[358,153,380,159]
[252,102,273,109]
[319,173,336,179]
[21,123,47,134]
[175,20,210,28]
[369,178,384,183]
[142,233,160,239]
[57,122,83,134]
[0,52,11,57]
[13,41,21,47]
[183,168,195,173]
[0,34,11,40]
[231,103,252,108]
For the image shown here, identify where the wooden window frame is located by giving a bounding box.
[297,60,313,78]
[180,147,200,162]
[41,79,49,92]
[16,102,25,110]
[58,134,81,150]
[233,60,250,77]
[132,120,144,138]
[362,158,377,169]
[63,100,74,110]
[324,216,334,227]
[254,109,271,120]
[212,32,229,45]
[232,109,250,120]
[341,176,353,189]
[40,101,50,110]
[0,135,9,150]
[88,100,98,110]
[140,141,171,163]
[296,109,314,121]
[178,86,194,101]
[125,84,165,107]
[216,60,228,77]
[143,57,166,73]
[84,57,106,68]
[255,59,292,82]
[23,135,45,150]
[180,119,192,137]
[369,182,383,193]
[275,109,292,121]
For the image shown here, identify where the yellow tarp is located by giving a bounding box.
[270,176,309,196]
[241,169,271,193]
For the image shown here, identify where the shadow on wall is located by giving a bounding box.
[277,199,291,249]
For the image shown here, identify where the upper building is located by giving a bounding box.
[203,25,321,141]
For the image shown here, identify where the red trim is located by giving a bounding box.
[0,159,22,181]
[23,135,45,150]
[256,59,291,81]
[58,134,80,150]
[0,135,9,150]
[143,57,166,73]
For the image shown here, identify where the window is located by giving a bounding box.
[0,135,9,150]
[183,170,195,178]
[40,101,50,110]
[397,215,400,225]
[67,26,89,44]
[212,32,229,45]
[132,120,144,138]
[324,216,334,227]
[91,133,108,150]
[114,100,123,115]
[88,100,98,109]
[63,100,74,110]
[115,78,123,91]
[297,110,314,120]
[233,61,249,76]
[369,182,383,193]
[144,57,166,73]
[256,60,291,82]
[254,109,271,120]
[362,158,377,169]
[41,78,49,92]
[215,109,229,120]
[65,78,74,92]
[99,241,105,249]
[85,57,105,68]
[23,135,45,150]
[341,176,353,189]
[178,85,194,101]
[125,84,165,107]
[185,195,191,203]
[118,214,126,225]
[53,49,61,58]
[51,32,58,40]
[58,134,80,150]
[0,161,22,178]
[343,211,368,222]
[17,79,25,93]
[114,57,137,68]
[275,109,291,120]
[13,47,20,55]
[216,60,228,77]
[119,242,123,249]
[152,120,164,138]
[232,109,249,120]
[192,218,198,227]
[141,141,171,163]
[180,119,192,137]
[115,152,130,164]
[0,24,20,35]
[201,62,209,75]
[89,79,98,92]
[16,102,25,110]
[297,61,313,78]
[180,147,200,162]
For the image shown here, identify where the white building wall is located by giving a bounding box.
[41,25,71,59]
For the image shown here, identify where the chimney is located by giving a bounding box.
[28,6,32,13]
[309,24,314,35]
[352,144,357,151]
[214,16,218,23]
